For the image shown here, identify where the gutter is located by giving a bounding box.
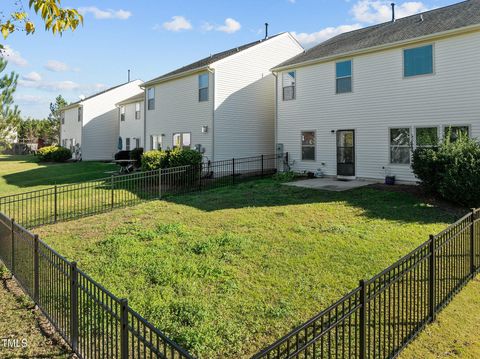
[207,67,215,162]
[272,23,480,73]
[141,66,210,88]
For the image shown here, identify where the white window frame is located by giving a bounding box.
[198,73,209,102]
[151,135,162,150]
[125,137,131,151]
[120,106,126,122]
[282,71,296,101]
[389,127,411,165]
[134,137,141,149]
[135,102,141,120]
[414,126,439,148]
[335,59,353,94]
[78,107,82,122]
[147,88,155,110]
[301,130,316,161]
[443,124,471,142]
[172,132,192,149]
[402,43,435,79]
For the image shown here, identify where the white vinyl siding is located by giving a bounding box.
[119,99,145,151]
[277,31,480,182]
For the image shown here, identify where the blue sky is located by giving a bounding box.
[1,0,457,118]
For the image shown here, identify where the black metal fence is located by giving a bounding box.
[0,211,194,359]
[0,154,281,228]
[253,208,480,359]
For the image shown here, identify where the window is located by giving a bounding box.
[301,131,315,161]
[199,74,209,102]
[444,126,469,142]
[404,45,433,77]
[390,128,411,164]
[336,60,352,94]
[78,107,82,122]
[282,71,296,101]
[126,138,131,151]
[61,112,65,125]
[151,135,162,150]
[135,138,141,149]
[416,127,438,147]
[135,103,141,120]
[120,106,126,122]
[147,88,155,110]
[173,133,191,149]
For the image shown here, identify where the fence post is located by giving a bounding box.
[120,298,129,359]
[11,218,15,274]
[232,158,235,185]
[111,175,115,210]
[158,169,163,199]
[198,163,202,191]
[471,209,477,275]
[429,235,436,322]
[70,261,78,352]
[54,185,58,223]
[261,155,264,177]
[285,152,289,172]
[33,234,39,303]
[359,279,367,359]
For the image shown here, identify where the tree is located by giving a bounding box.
[0,58,20,146]
[47,94,67,143]
[1,0,83,39]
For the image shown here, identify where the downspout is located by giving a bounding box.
[273,72,278,157]
[207,67,215,161]
[143,88,147,149]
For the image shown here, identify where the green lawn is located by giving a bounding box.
[35,178,460,358]
[400,277,480,359]
[0,155,117,195]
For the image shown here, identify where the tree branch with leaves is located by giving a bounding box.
[1,0,83,39]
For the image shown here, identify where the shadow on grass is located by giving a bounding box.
[163,178,461,225]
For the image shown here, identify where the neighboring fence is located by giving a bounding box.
[253,208,480,359]
[0,154,281,228]
[0,211,194,359]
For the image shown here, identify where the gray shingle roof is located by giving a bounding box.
[143,33,283,86]
[276,0,480,69]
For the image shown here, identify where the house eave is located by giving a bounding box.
[141,66,211,88]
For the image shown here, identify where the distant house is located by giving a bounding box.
[273,0,480,182]
[60,80,143,161]
[142,32,304,161]
[116,93,145,151]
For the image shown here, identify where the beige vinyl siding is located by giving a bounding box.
[145,71,214,158]
[119,100,144,150]
[213,33,304,160]
[277,31,480,182]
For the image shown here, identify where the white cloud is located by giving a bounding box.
[19,79,80,91]
[162,16,193,32]
[293,24,363,46]
[216,18,241,34]
[0,45,28,67]
[78,7,132,20]
[22,72,42,82]
[15,94,48,105]
[201,22,215,32]
[352,1,429,24]
[44,60,70,72]
[288,0,296,3]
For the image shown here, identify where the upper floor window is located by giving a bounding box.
[336,60,352,94]
[61,113,65,125]
[120,106,126,122]
[416,127,438,148]
[147,88,155,110]
[135,103,141,120]
[444,125,469,143]
[404,45,433,77]
[390,128,411,164]
[199,74,209,102]
[282,71,296,101]
[78,107,82,122]
[173,132,191,149]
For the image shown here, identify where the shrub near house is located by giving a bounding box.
[141,148,202,171]
[412,134,480,207]
[37,146,72,162]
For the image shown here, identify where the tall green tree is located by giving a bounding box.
[1,0,83,39]
[0,58,19,146]
[47,94,67,143]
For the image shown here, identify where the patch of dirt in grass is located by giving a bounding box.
[0,268,72,358]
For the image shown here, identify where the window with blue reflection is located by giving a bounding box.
[404,45,433,77]
[336,60,352,94]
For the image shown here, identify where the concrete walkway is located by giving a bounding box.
[284,177,376,192]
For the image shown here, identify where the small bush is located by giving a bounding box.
[168,148,202,168]
[130,147,144,167]
[412,135,480,207]
[141,150,169,171]
[37,145,72,162]
[273,171,296,183]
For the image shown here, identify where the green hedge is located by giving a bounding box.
[37,146,72,162]
[412,135,480,207]
[141,148,202,171]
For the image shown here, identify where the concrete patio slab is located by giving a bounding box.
[284,177,376,192]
